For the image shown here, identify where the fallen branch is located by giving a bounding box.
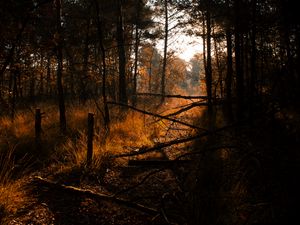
[112,133,207,158]
[112,124,235,158]
[107,101,204,130]
[33,176,158,216]
[159,102,207,118]
[136,93,208,100]
[128,159,192,167]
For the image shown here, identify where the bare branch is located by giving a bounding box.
[136,93,208,100]
[112,124,235,158]
[107,101,202,130]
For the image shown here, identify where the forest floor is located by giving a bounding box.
[1,99,300,225]
[0,98,202,225]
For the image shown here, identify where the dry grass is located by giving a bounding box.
[52,111,156,170]
[0,145,31,223]
[0,144,16,186]
[0,99,190,222]
[0,98,196,170]
[0,179,29,217]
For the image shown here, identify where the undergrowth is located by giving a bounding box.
[0,102,162,221]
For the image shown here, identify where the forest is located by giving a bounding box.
[0,0,299,224]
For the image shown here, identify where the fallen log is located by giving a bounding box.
[33,176,159,216]
[128,159,192,167]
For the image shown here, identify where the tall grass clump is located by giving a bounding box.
[53,111,156,171]
[0,144,16,185]
[0,145,30,223]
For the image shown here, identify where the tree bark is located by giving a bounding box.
[117,1,127,104]
[206,11,212,111]
[249,0,257,120]
[234,0,244,120]
[55,0,67,133]
[225,0,233,113]
[161,0,168,104]
[132,1,140,107]
[94,0,110,130]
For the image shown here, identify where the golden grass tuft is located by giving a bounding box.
[52,111,157,171]
[0,144,17,185]
[108,112,153,148]
[0,113,34,139]
[0,145,30,223]
[0,179,28,216]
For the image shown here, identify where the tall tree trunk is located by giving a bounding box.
[148,48,154,93]
[225,0,233,107]
[213,27,223,98]
[80,18,90,104]
[234,0,244,120]
[39,51,44,96]
[132,1,140,107]
[55,0,67,133]
[206,11,212,110]
[202,14,207,95]
[46,55,52,96]
[117,1,127,104]
[249,0,257,120]
[94,0,110,130]
[161,0,168,103]
[225,27,233,121]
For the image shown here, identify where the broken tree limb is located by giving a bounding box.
[112,124,235,158]
[33,176,159,216]
[163,103,208,118]
[107,101,204,130]
[112,133,207,158]
[136,93,208,100]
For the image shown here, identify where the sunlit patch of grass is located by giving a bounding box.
[53,131,106,167]
[0,113,34,139]
[52,111,157,171]
[108,112,154,148]
[67,103,96,130]
[0,145,31,223]
[0,180,28,218]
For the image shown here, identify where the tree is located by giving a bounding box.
[116,0,128,104]
[161,0,169,103]
[93,0,110,130]
[54,0,67,133]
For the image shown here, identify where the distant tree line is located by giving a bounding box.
[1,0,299,129]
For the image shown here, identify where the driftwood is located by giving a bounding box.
[33,176,158,216]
